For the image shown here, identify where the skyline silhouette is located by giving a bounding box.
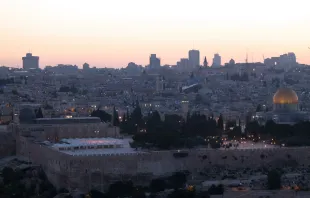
[1,0,310,68]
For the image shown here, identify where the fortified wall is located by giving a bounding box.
[20,139,310,192]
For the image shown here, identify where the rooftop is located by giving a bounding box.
[36,117,99,121]
[49,138,143,156]
[34,117,101,124]
[52,137,123,148]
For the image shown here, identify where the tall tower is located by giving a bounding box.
[203,56,208,67]
[188,50,200,68]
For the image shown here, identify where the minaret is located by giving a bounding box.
[203,56,208,67]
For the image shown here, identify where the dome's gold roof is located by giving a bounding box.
[273,88,298,104]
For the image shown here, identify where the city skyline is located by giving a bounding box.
[1,0,310,68]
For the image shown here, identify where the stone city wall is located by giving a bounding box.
[17,123,120,142]
[21,140,310,192]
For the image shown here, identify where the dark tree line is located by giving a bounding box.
[86,171,211,198]
[119,102,225,150]
[268,169,282,190]
[0,167,58,198]
[35,107,44,118]
[91,109,112,123]
[90,107,121,127]
[246,120,310,146]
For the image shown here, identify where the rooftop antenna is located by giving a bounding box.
[262,54,265,62]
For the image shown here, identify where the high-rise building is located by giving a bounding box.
[149,54,161,69]
[287,52,297,64]
[212,53,221,67]
[177,58,190,70]
[264,52,297,67]
[188,50,200,68]
[22,53,39,70]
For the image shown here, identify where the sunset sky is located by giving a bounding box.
[1,0,310,68]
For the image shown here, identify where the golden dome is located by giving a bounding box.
[273,88,298,104]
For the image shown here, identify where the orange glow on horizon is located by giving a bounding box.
[1,0,310,68]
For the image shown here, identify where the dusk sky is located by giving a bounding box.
[1,0,310,68]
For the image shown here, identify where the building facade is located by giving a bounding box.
[188,50,200,68]
[149,54,161,69]
[255,87,309,125]
[212,53,221,67]
[22,53,39,70]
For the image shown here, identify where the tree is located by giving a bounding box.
[35,107,44,118]
[146,111,162,133]
[208,184,224,195]
[89,189,106,198]
[43,102,53,110]
[2,167,15,185]
[267,169,282,190]
[122,113,126,122]
[196,191,210,198]
[217,114,224,131]
[168,189,196,198]
[91,109,112,122]
[108,181,134,197]
[131,101,143,126]
[256,104,262,112]
[168,172,187,189]
[150,178,166,193]
[264,120,276,135]
[246,120,261,135]
[228,126,242,139]
[58,188,69,193]
[164,114,183,132]
[210,140,221,149]
[126,108,130,120]
[225,120,236,131]
[112,106,120,126]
